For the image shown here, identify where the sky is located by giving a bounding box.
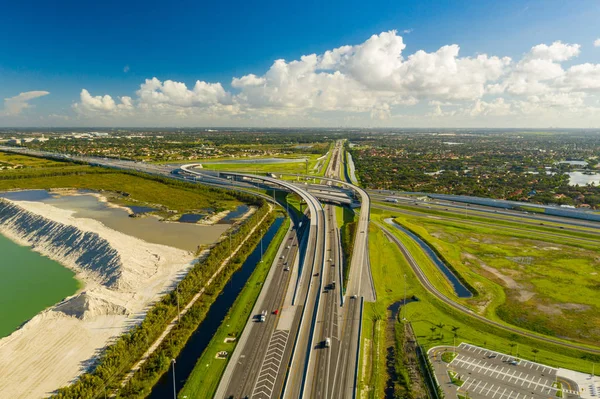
[1,0,600,128]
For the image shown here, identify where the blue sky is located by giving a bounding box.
[2,0,600,127]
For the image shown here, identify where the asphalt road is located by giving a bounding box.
[372,202,600,246]
[217,223,302,399]
[370,191,600,232]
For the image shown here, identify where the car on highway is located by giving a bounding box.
[324,337,331,348]
[273,309,279,315]
[259,310,267,322]
[284,266,290,271]
[313,272,319,277]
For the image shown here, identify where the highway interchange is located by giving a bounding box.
[2,143,600,398]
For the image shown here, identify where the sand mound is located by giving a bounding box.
[55,292,130,320]
[0,198,200,398]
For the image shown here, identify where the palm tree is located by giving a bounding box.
[532,348,539,362]
[509,342,516,356]
[430,326,437,338]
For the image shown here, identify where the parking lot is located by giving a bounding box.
[430,343,580,399]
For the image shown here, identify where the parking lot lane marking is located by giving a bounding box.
[491,385,502,399]
[472,380,482,392]
[514,392,520,399]
[478,382,488,393]
[535,365,540,370]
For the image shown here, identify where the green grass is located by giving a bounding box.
[517,205,546,213]
[374,200,600,238]
[441,352,457,363]
[0,171,240,213]
[448,370,464,386]
[178,216,290,399]
[198,153,324,176]
[0,151,68,168]
[389,210,600,346]
[360,220,600,398]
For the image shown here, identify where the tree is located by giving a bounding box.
[430,326,437,338]
[532,348,539,362]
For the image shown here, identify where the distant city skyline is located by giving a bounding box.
[2,0,600,128]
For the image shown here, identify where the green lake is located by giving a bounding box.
[0,233,80,338]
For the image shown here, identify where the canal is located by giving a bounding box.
[148,216,284,398]
[386,219,472,298]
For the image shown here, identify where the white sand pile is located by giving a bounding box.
[0,199,197,398]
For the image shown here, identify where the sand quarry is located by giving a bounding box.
[0,198,205,398]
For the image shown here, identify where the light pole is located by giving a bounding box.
[171,358,177,399]
[176,286,180,323]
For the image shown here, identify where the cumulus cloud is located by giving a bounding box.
[69,32,600,126]
[3,91,50,116]
[73,89,133,115]
[594,39,600,47]
[527,41,580,62]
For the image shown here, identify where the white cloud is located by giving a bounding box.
[3,91,50,116]
[73,89,133,115]
[594,38,600,47]
[527,41,580,62]
[124,65,130,73]
[68,32,600,127]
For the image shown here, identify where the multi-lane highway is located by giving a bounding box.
[0,143,373,398]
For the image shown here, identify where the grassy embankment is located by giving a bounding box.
[179,216,290,398]
[335,205,358,291]
[387,208,600,346]
[359,219,600,399]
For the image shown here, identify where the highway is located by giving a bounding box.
[0,144,372,398]
[376,218,600,355]
[370,190,600,231]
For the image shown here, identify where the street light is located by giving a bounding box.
[171,358,177,399]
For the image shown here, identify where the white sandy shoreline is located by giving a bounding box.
[0,197,199,398]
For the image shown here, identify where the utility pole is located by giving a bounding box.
[171,359,177,399]
[176,286,180,323]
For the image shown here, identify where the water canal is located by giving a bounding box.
[386,219,472,298]
[148,216,284,398]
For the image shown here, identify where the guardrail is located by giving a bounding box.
[336,227,345,306]
[353,297,365,399]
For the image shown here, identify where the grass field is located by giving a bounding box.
[359,221,600,399]
[0,151,68,168]
[0,171,241,213]
[388,209,600,346]
[178,216,290,399]
[197,153,325,176]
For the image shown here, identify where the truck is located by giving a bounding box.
[259,310,267,322]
